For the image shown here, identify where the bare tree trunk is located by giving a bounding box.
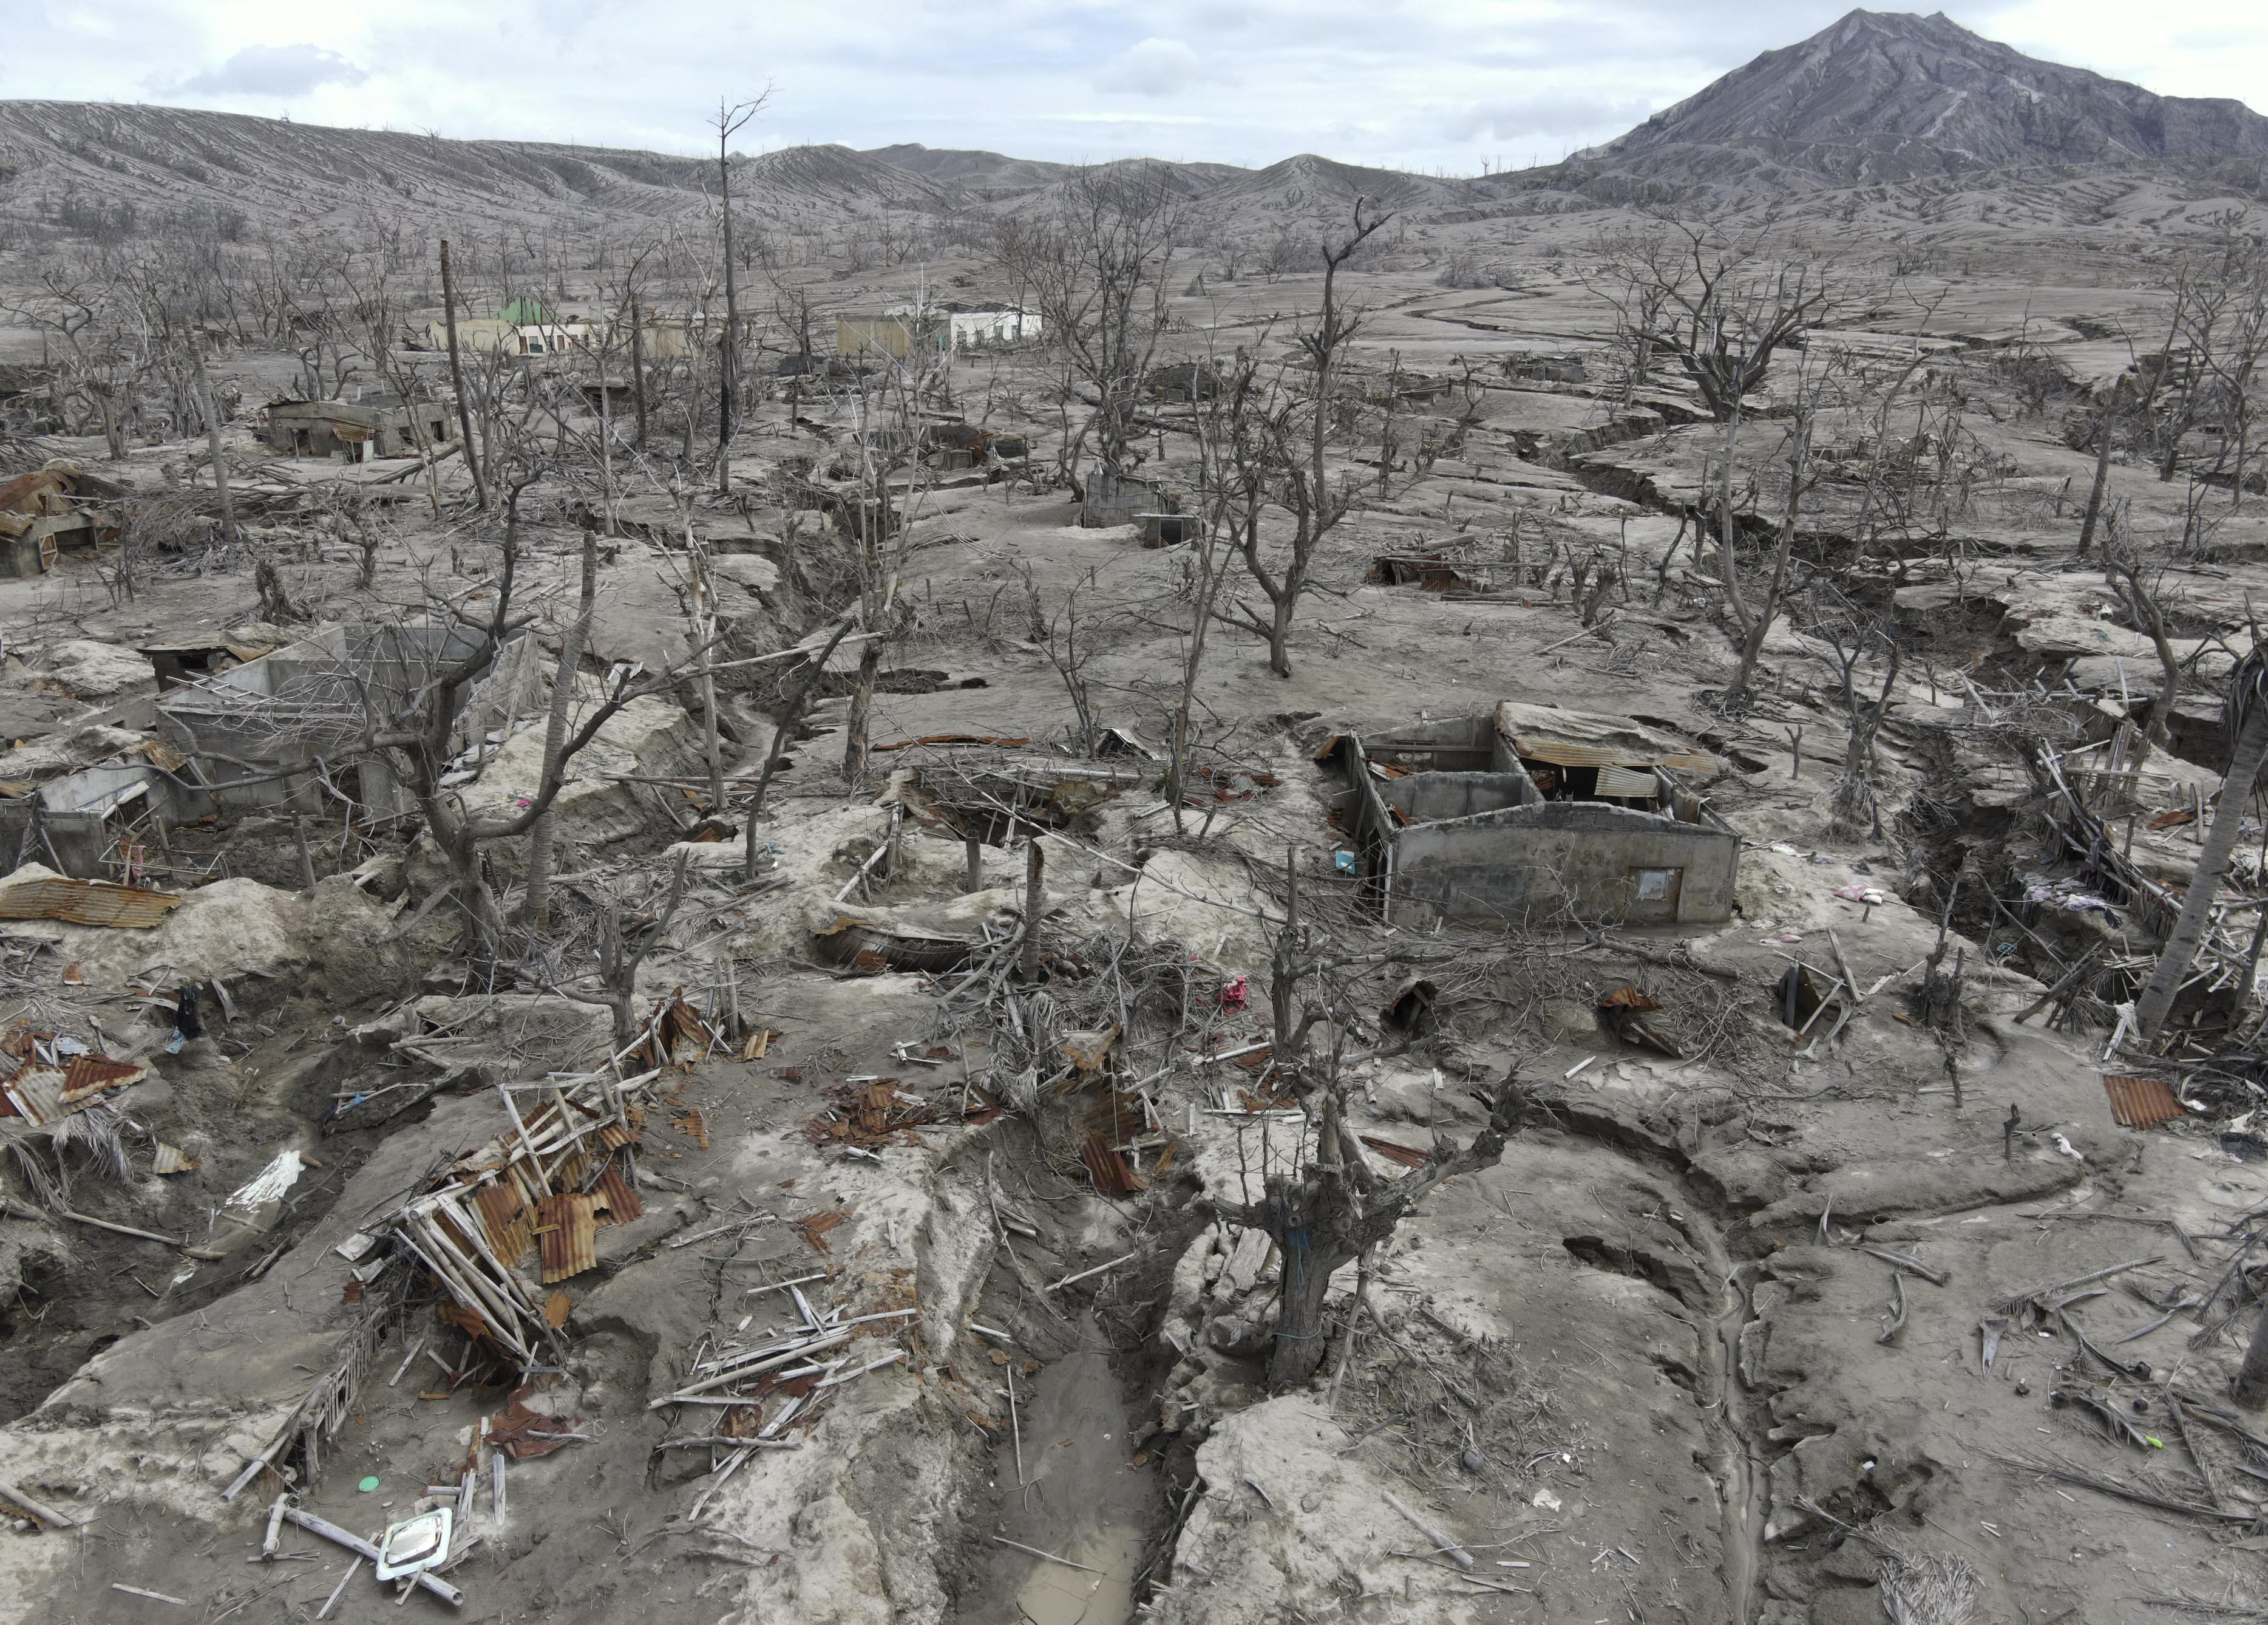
[519,528,597,928]
[440,239,489,511]
[630,295,648,451]
[688,533,725,811]
[2136,692,2268,1041]
[718,115,742,497]
[2078,421,2115,556]
[742,619,855,878]
[842,640,881,784]
[188,347,236,550]
[1716,406,1750,628]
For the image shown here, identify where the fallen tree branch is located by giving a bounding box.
[0,1194,226,1260]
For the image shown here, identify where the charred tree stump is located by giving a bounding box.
[1225,1072,1530,1391]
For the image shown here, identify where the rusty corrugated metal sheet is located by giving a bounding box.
[535,1193,598,1283]
[1,1067,64,1125]
[152,1142,199,1174]
[2104,1074,2185,1129]
[474,1182,533,1266]
[0,467,73,516]
[61,1054,146,1106]
[0,879,183,928]
[591,1166,643,1225]
[1079,1131,1145,1200]
[596,1121,640,1152]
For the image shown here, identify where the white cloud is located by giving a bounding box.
[1443,95,1657,144]
[1095,38,1223,98]
[1,1,2261,175]
[175,44,369,100]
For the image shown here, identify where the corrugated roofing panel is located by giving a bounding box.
[591,1166,643,1225]
[2103,1074,2185,1129]
[474,1183,534,1267]
[0,879,183,928]
[2,1067,64,1126]
[1079,1131,1146,1201]
[1595,765,1663,799]
[535,1193,598,1283]
[61,1054,146,1106]
[596,1121,640,1152]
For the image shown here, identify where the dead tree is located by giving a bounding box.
[1812,602,1903,839]
[438,238,489,511]
[993,163,1183,487]
[1217,200,1385,678]
[517,527,599,928]
[839,349,945,783]
[1726,351,1835,703]
[1165,340,1245,830]
[1215,854,1521,1389]
[742,617,857,878]
[559,851,691,1046]
[361,480,711,952]
[1592,223,1839,631]
[2100,539,2187,751]
[1020,563,1105,756]
[185,344,237,551]
[2135,649,2268,1043]
[710,92,770,497]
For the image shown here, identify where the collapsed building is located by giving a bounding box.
[0,462,121,578]
[1325,701,1741,927]
[2,626,539,878]
[259,397,454,462]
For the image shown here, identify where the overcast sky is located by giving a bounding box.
[8,1,2264,174]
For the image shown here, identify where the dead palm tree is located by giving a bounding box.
[2134,647,2268,1042]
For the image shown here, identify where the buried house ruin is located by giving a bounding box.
[1325,701,1740,927]
[2,625,538,879]
[258,396,453,462]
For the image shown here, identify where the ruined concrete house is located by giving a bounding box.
[1326,701,1740,927]
[259,396,453,462]
[836,311,948,362]
[0,463,119,578]
[946,309,1042,350]
[3,627,540,879]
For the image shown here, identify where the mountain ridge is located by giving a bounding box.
[2,15,2263,242]
[1584,9,2268,179]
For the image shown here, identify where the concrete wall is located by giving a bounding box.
[155,625,517,820]
[1386,800,1740,928]
[1379,771,1532,823]
[1361,715,1500,774]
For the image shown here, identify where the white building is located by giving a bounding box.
[948,310,1042,350]
[881,304,1044,352]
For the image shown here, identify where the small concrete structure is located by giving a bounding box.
[0,764,165,879]
[138,633,283,693]
[1327,701,1740,927]
[259,397,453,461]
[1081,468,1176,530]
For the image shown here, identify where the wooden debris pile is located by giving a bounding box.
[370,990,713,1371]
[648,1272,919,1516]
[802,1074,999,1154]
